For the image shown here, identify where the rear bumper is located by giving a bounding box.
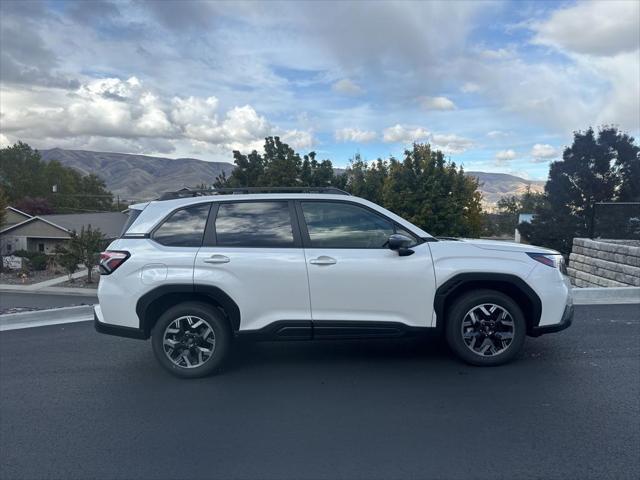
[529,304,573,337]
[94,305,147,340]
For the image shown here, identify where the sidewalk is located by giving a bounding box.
[0,269,98,296]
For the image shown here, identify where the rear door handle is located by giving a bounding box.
[204,254,230,264]
[309,256,337,266]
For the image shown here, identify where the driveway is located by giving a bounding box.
[0,304,638,479]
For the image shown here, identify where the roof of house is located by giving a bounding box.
[40,212,129,238]
[1,210,128,238]
[5,206,33,219]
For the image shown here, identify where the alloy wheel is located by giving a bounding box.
[461,303,515,357]
[162,315,216,368]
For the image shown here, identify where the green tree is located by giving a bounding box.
[492,186,546,236]
[261,136,302,186]
[378,144,483,237]
[68,226,106,283]
[215,136,338,189]
[0,142,114,213]
[342,156,388,205]
[519,126,640,254]
[0,142,49,200]
[54,244,80,280]
[217,138,483,237]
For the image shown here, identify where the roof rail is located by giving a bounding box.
[157,186,351,200]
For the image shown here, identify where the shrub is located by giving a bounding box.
[28,254,48,271]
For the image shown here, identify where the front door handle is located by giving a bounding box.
[204,254,230,264]
[309,256,337,266]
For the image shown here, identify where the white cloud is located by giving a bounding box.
[487,130,508,138]
[419,96,456,110]
[0,133,11,148]
[382,124,430,143]
[379,127,471,153]
[533,1,640,56]
[431,134,473,154]
[530,143,558,161]
[334,128,377,143]
[332,78,364,96]
[0,77,309,156]
[495,149,517,161]
[170,96,219,126]
[281,129,315,149]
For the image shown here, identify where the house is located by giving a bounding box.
[3,206,32,228]
[514,213,535,243]
[0,207,128,255]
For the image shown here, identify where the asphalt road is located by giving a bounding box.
[1,304,638,480]
[0,292,97,310]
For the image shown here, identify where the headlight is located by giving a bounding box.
[527,252,567,274]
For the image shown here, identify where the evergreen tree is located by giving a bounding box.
[68,226,106,283]
[519,127,640,254]
[216,137,484,237]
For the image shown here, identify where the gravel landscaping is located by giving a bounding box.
[0,270,65,286]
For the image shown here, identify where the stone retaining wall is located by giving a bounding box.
[568,238,640,287]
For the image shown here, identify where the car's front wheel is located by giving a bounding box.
[445,289,526,366]
[151,302,231,378]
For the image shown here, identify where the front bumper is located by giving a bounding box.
[529,303,573,337]
[94,305,147,340]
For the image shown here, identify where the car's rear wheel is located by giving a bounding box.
[151,302,230,378]
[445,289,526,366]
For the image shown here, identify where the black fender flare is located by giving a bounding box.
[433,273,542,331]
[136,284,241,335]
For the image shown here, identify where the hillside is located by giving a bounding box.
[466,171,545,207]
[40,148,235,202]
[40,148,545,205]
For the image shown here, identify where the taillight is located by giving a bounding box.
[99,251,130,275]
[527,252,565,273]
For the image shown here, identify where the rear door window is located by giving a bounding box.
[214,202,295,247]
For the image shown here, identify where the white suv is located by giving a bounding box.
[95,188,573,378]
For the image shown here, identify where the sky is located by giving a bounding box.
[0,0,638,180]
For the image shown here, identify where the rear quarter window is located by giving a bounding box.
[120,209,142,237]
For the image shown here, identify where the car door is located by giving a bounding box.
[298,200,436,329]
[194,200,311,333]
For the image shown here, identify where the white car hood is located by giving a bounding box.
[453,238,559,255]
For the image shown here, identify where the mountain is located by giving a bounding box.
[40,148,545,206]
[40,148,235,202]
[465,171,545,207]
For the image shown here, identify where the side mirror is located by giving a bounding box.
[387,234,415,257]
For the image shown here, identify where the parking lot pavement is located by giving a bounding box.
[1,304,638,480]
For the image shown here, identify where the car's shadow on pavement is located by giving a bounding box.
[226,335,451,370]
[116,332,563,381]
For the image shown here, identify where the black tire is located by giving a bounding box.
[445,289,526,366]
[151,301,231,378]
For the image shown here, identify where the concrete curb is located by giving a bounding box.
[573,287,640,305]
[0,305,94,331]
